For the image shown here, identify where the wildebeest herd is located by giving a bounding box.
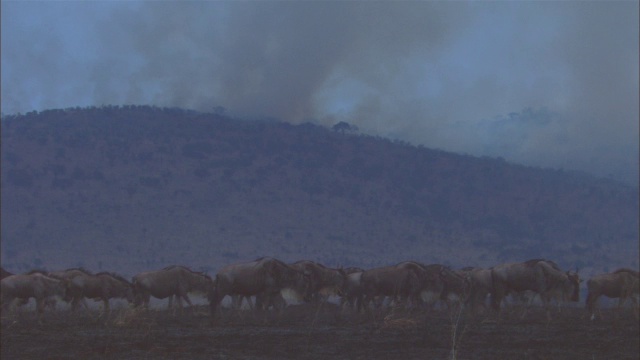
[1,257,638,323]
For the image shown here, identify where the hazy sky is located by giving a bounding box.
[2,1,638,184]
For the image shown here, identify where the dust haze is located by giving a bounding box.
[1,1,638,184]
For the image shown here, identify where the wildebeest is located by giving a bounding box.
[209,257,311,320]
[1,273,68,318]
[15,270,61,310]
[439,267,471,309]
[392,262,444,309]
[48,268,96,310]
[77,272,134,312]
[94,272,135,310]
[132,265,214,309]
[290,260,346,302]
[404,263,471,310]
[236,260,345,310]
[491,259,580,319]
[586,268,640,320]
[339,267,365,311]
[1,267,14,280]
[460,266,493,314]
[358,262,423,311]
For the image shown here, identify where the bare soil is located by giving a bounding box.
[2,304,638,359]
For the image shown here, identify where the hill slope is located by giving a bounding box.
[1,106,638,277]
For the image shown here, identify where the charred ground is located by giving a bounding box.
[2,304,638,359]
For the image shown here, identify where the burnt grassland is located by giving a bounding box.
[2,304,638,360]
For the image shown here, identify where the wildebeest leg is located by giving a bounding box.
[102,298,110,315]
[209,286,227,324]
[544,307,552,323]
[519,297,531,320]
[35,297,47,321]
[183,294,193,306]
[491,286,507,321]
[539,293,552,323]
[230,295,241,310]
[617,294,638,319]
[360,294,374,314]
[45,297,57,311]
[181,294,194,313]
[341,295,358,313]
[586,292,599,321]
[524,292,538,319]
[142,294,151,309]
[355,294,364,313]
[630,296,640,319]
[232,295,254,310]
[469,291,489,316]
[1,296,16,314]
[70,296,87,312]
[171,295,183,316]
[70,297,80,311]
[81,298,91,313]
[246,296,257,310]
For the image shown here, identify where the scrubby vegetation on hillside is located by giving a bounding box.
[1,106,637,275]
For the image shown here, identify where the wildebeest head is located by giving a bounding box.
[100,272,136,303]
[54,278,71,301]
[334,268,348,289]
[190,271,215,295]
[131,279,145,307]
[111,277,134,302]
[124,285,135,304]
[300,270,315,302]
[439,267,471,300]
[268,259,312,301]
[332,268,349,296]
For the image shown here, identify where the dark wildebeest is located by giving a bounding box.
[94,272,135,311]
[209,257,311,321]
[402,263,470,310]
[63,271,134,313]
[1,267,14,280]
[290,260,346,303]
[1,273,67,319]
[339,267,365,311]
[132,265,214,309]
[491,259,580,320]
[439,267,471,310]
[586,268,640,320]
[48,268,97,311]
[16,270,61,310]
[237,260,345,310]
[504,260,579,311]
[392,262,445,309]
[254,260,345,310]
[358,262,423,311]
[460,266,493,314]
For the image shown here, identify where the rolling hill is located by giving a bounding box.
[1,105,638,278]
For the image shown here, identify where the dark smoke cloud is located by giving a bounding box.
[1,1,637,184]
